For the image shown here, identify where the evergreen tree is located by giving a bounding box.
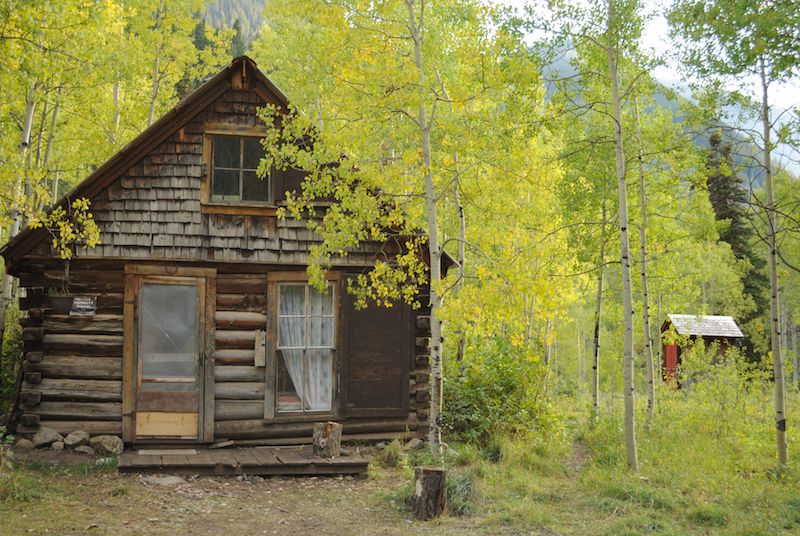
[231,19,247,57]
[706,130,769,357]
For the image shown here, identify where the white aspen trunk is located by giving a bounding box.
[0,88,38,383]
[112,78,121,143]
[592,202,606,421]
[42,87,61,208]
[634,99,655,422]
[578,324,583,392]
[760,57,787,469]
[454,154,466,364]
[407,0,443,449]
[607,0,638,471]
[791,321,798,387]
[148,53,161,127]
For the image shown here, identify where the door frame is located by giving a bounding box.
[122,264,216,444]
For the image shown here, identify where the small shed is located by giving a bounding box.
[660,314,744,382]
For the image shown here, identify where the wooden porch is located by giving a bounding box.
[118,445,369,477]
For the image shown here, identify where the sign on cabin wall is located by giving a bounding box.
[70,296,97,317]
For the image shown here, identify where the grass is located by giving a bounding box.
[2,379,799,534]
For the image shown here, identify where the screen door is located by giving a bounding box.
[134,278,204,440]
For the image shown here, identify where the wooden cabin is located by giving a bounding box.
[661,314,744,382]
[1,57,436,447]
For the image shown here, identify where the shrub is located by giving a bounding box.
[442,337,560,445]
[373,438,406,469]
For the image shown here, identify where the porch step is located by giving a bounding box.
[118,445,368,477]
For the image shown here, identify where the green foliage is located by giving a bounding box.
[442,337,558,445]
[444,470,476,517]
[372,439,406,470]
[0,303,23,413]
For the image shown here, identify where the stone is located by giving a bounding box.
[51,441,64,451]
[64,430,90,448]
[89,435,124,456]
[376,442,387,450]
[143,475,187,487]
[32,427,63,448]
[14,438,34,450]
[74,445,95,455]
[404,438,424,451]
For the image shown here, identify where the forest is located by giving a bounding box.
[1,0,800,534]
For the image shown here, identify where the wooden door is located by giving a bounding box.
[134,276,205,440]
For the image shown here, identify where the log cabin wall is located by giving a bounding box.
[8,58,431,444]
[15,258,432,443]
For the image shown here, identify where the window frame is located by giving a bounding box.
[200,123,277,216]
[264,271,341,422]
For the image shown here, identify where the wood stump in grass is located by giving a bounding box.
[412,466,446,520]
[312,421,342,458]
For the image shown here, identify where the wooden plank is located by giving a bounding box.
[136,412,198,438]
[125,265,216,278]
[209,450,237,468]
[275,448,317,466]
[187,451,216,467]
[216,330,257,349]
[42,334,123,355]
[27,378,122,402]
[232,449,261,467]
[251,448,281,466]
[161,454,191,467]
[216,276,267,295]
[203,272,216,444]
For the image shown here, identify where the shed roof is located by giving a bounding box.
[665,314,744,338]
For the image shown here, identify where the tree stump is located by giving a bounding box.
[412,466,446,520]
[312,421,342,458]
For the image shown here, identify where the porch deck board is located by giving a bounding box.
[117,446,368,477]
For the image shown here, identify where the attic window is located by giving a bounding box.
[210,135,270,203]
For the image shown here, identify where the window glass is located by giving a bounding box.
[243,137,264,169]
[276,283,334,413]
[213,136,239,168]
[210,135,271,203]
[211,169,240,200]
[242,170,269,202]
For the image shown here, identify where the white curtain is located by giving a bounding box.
[279,285,333,412]
[279,287,305,405]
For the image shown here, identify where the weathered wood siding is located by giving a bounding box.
[15,260,431,442]
[27,84,395,266]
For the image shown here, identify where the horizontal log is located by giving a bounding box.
[232,431,419,446]
[215,417,420,440]
[23,327,44,342]
[18,270,123,292]
[25,351,43,363]
[215,349,255,366]
[24,356,122,380]
[416,316,430,330]
[43,314,124,335]
[24,378,122,402]
[216,330,256,349]
[20,414,40,427]
[214,366,264,383]
[216,275,267,294]
[214,382,265,400]
[214,400,264,421]
[25,372,42,384]
[20,391,41,407]
[16,420,122,435]
[21,294,124,314]
[215,311,266,330]
[36,401,122,421]
[216,293,267,313]
[43,334,123,355]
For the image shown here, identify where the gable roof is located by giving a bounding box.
[665,314,744,338]
[1,56,288,269]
